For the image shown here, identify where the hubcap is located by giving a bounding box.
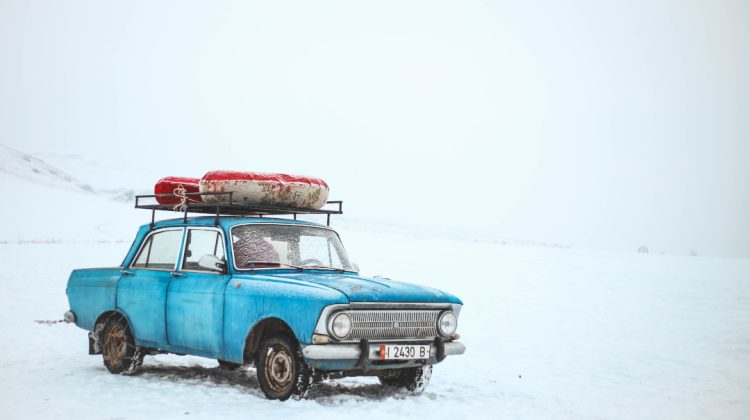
[265,347,294,392]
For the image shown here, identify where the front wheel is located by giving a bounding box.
[256,335,311,400]
[378,365,432,393]
[101,316,144,375]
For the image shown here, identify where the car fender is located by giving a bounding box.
[221,275,348,363]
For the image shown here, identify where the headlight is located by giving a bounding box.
[437,311,457,336]
[328,312,352,339]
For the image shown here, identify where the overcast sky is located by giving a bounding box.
[1,0,748,257]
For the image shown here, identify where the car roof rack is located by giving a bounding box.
[134,191,343,228]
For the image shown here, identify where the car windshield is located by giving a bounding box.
[231,224,354,271]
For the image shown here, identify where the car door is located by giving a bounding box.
[117,227,185,346]
[166,227,230,354]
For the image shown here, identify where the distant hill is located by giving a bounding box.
[0,144,137,202]
[0,144,97,194]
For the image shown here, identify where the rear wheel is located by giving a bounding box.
[256,335,311,400]
[101,316,144,375]
[378,365,432,393]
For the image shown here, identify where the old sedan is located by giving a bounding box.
[65,215,465,400]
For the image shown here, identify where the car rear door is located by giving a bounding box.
[117,227,185,347]
[166,227,230,354]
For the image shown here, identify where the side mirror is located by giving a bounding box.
[352,262,360,273]
[198,254,226,273]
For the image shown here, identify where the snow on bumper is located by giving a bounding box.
[302,341,466,360]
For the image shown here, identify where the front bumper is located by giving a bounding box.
[302,340,466,371]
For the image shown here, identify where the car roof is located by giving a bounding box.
[142,216,329,231]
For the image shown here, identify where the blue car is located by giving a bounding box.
[65,203,465,400]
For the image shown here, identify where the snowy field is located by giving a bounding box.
[1,225,750,419]
[1,150,749,419]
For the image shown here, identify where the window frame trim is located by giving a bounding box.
[178,226,228,275]
[129,227,186,272]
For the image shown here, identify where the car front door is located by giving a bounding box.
[118,227,185,347]
[166,227,230,354]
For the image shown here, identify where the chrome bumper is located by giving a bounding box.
[302,341,466,360]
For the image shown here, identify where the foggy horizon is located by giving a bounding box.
[1,1,748,257]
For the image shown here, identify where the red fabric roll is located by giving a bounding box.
[154,176,201,205]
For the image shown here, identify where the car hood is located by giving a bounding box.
[242,271,462,304]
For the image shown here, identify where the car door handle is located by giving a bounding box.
[171,272,185,278]
[121,270,134,276]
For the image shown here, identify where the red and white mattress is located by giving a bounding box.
[200,170,329,209]
[154,171,329,210]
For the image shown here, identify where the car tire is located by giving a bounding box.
[378,365,432,393]
[101,316,144,375]
[256,335,311,401]
[217,359,241,370]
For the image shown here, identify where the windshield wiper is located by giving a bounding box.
[242,262,304,271]
[241,261,347,273]
[301,265,347,273]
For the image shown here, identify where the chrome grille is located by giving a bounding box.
[346,310,440,340]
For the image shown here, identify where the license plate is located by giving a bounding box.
[379,344,431,360]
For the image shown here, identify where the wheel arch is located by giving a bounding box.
[90,309,135,351]
[93,309,132,331]
[243,317,298,364]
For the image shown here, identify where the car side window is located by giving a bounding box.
[132,229,183,270]
[182,229,226,272]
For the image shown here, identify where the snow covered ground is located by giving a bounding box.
[1,149,749,419]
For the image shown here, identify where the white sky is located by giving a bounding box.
[1,0,748,257]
